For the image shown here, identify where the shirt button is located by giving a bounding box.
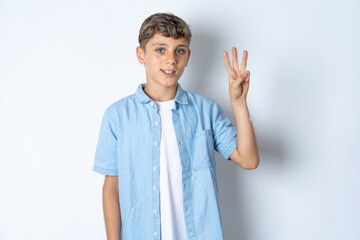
[153,185,157,190]
[150,101,155,106]
[186,206,189,211]
[183,183,186,189]
[154,232,158,237]
[154,141,159,146]
[154,121,159,126]
[179,140,182,145]
[189,229,193,233]
[153,209,158,214]
[153,166,158,171]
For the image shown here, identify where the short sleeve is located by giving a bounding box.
[93,107,118,175]
[210,100,237,160]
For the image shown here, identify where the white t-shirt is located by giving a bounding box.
[155,99,188,240]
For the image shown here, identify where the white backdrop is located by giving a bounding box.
[1,0,359,239]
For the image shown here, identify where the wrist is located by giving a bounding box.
[231,98,247,108]
[231,98,251,121]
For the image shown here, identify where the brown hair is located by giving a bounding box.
[138,12,192,50]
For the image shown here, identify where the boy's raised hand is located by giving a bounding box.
[223,48,250,104]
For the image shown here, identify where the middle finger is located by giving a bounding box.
[232,47,240,71]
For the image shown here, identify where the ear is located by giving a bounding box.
[185,49,191,67]
[136,46,145,64]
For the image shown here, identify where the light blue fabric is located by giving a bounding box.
[93,82,237,240]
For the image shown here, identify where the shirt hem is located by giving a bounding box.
[222,138,237,161]
[93,165,118,176]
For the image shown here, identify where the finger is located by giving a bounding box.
[242,80,250,97]
[223,51,233,76]
[240,50,248,73]
[239,72,248,83]
[232,47,239,71]
[245,70,250,81]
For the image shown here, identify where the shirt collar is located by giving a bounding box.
[135,82,189,104]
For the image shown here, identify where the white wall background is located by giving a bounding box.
[1,0,359,239]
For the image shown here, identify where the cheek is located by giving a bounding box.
[180,58,188,67]
[145,60,158,71]
[149,58,161,68]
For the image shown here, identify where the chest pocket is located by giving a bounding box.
[191,129,215,170]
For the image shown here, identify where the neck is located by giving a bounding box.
[144,82,178,102]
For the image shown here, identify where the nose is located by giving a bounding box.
[165,52,177,65]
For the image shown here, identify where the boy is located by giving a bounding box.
[93,13,259,240]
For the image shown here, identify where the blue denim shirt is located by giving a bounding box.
[93,82,237,240]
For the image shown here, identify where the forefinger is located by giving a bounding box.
[223,51,233,75]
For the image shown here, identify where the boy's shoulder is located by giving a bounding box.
[104,92,137,114]
[185,89,215,104]
[184,89,220,112]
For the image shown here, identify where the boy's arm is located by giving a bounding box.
[103,175,121,240]
[223,48,259,169]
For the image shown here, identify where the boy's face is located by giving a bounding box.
[136,34,191,90]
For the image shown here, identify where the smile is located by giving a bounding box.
[161,69,176,77]
[161,69,176,74]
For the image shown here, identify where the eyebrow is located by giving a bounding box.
[151,43,188,48]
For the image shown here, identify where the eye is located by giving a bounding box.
[156,48,165,53]
[176,49,186,54]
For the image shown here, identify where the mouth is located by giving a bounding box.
[161,69,176,77]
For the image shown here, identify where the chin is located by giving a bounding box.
[160,79,179,88]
